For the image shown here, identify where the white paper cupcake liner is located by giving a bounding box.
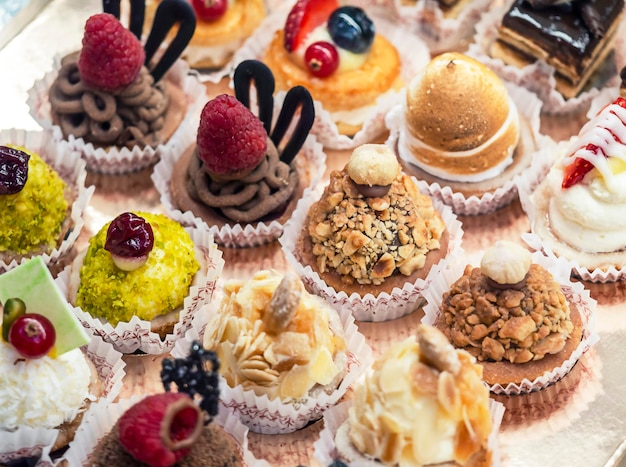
[389,0,494,54]
[0,128,94,273]
[171,291,374,434]
[517,133,626,283]
[153,131,327,248]
[27,57,206,175]
[0,334,126,466]
[231,6,430,150]
[54,225,225,354]
[466,5,626,115]
[313,398,505,467]
[279,182,464,322]
[421,250,599,395]
[387,81,555,216]
[57,394,270,467]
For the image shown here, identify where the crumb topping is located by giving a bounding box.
[441,264,574,364]
[307,169,445,286]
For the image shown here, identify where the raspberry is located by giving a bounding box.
[196,94,268,177]
[117,392,203,467]
[78,13,145,92]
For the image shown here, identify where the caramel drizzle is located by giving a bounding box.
[49,53,169,147]
[187,141,299,223]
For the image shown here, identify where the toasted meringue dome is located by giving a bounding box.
[404,52,520,182]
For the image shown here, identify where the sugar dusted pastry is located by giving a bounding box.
[335,324,492,466]
[438,240,582,386]
[296,143,448,296]
[203,270,348,401]
[526,96,626,277]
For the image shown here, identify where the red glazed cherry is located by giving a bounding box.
[9,313,56,359]
[304,41,339,78]
[105,212,154,258]
[191,0,228,21]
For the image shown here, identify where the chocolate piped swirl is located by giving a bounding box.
[186,139,299,223]
[49,52,169,148]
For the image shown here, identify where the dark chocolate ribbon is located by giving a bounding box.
[102,0,145,39]
[233,59,315,165]
[144,0,197,82]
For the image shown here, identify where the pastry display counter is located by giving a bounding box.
[2,0,626,466]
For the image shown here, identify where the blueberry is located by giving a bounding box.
[327,6,375,54]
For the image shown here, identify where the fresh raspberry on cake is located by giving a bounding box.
[196,94,268,178]
[78,13,145,92]
[117,392,203,467]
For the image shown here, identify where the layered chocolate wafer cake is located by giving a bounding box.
[491,0,624,99]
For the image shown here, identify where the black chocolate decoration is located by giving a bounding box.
[102,0,145,39]
[144,0,196,83]
[271,86,315,165]
[233,59,275,136]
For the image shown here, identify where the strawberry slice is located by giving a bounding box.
[561,144,601,189]
[283,0,339,53]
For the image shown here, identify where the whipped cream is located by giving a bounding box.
[0,341,93,430]
[347,333,491,466]
[548,99,626,253]
[399,95,519,183]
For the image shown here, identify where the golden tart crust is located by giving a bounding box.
[263,30,402,114]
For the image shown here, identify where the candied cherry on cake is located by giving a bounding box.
[9,313,56,359]
[0,145,30,195]
[305,41,339,77]
[284,0,339,53]
[105,212,155,271]
[327,6,375,54]
[191,0,228,21]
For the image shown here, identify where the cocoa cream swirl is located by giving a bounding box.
[186,140,299,223]
[49,52,169,148]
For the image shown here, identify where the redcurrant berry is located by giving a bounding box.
[304,41,339,78]
[9,313,56,359]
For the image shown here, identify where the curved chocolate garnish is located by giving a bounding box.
[102,0,145,39]
[232,59,315,165]
[271,85,315,165]
[144,0,197,83]
[234,59,275,136]
[486,276,527,291]
[354,183,391,198]
[161,340,220,421]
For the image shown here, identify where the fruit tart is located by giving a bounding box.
[145,0,266,75]
[386,52,549,215]
[422,240,597,394]
[281,143,462,321]
[315,325,504,467]
[233,0,429,148]
[28,0,205,174]
[0,129,93,272]
[172,269,371,434]
[519,96,626,282]
[0,257,125,463]
[63,342,266,467]
[154,59,325,248]
[466,0,626,113]
[56,211,224,354]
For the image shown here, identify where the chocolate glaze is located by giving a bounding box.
[501,0,623,76]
